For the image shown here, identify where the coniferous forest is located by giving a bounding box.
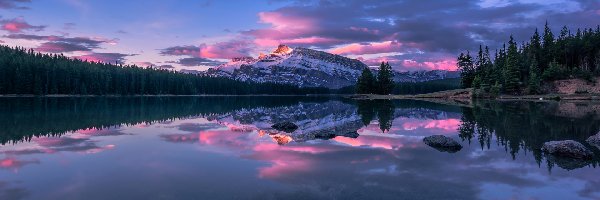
[0,45,329,95]
[458,23,600,95]
[356,62,395,94]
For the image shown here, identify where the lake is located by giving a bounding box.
[0,97,599,200]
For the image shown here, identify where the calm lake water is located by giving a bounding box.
[1,97,600,200]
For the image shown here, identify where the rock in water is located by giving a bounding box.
[271,122,298,133]
[541,140,593,159]
[423,135,462,153]
[586,133,600,150]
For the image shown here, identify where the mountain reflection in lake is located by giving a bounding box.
[1,97,600,200]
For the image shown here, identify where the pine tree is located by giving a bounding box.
[457,52,475,88]
[376,62,394,95]
[528,56,541,94]
[504,35,521,93]
[541,21,555,71]
[356,67,375,94]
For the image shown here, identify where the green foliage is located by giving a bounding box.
[459,22,600,95]
[542,61,568,81]
[490,82,501,96]
[355,62,395,95]
[457,52,475,88]
[527,57,541,94]
[376,62,395,95]
[503,35,521,94]
[0,45,329,95]
[356,67,375,94]
[393,78,461,95]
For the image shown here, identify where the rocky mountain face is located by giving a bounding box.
[205,45,459,89]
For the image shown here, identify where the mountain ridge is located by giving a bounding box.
[205,45,458,89]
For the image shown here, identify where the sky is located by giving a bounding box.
[0,0,599,72]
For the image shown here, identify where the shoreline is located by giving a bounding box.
[347,88,600,101]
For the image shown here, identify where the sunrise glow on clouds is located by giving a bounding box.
[0,0,598,71]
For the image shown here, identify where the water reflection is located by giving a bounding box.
[0,97,599,199]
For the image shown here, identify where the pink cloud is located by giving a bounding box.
[360,56,457,71]
[245,11,347,48]
[330,41,403,55]
[160,40,253,59]
[0,17,45,33]
[255,36,342,47]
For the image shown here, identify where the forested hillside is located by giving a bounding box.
[459,23,600,95]
[0,45,328,95]
[394,78,461,95]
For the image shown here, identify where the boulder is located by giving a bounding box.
[423,135,462,153]
[586,133,600,150]
[271,122,299,133]
[541,140,593,159]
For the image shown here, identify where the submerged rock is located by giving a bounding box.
[586,133,600,150]
[271,122,299,133]
[423,135,462,153]
[541,140,593,159]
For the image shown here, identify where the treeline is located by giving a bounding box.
[393,78,461,95]
[355,62,395,94]
[459,22,600,95]
[0,45,329,95]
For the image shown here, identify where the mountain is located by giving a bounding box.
[391,70,460,83]
[205,45,459,89]
[206,45,367,89]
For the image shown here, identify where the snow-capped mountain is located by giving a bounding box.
[205,45,459,89]
[206,45,367,89]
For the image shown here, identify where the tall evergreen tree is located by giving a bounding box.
[503,35,521,93]
[541,21,555,71]
[528,56,541,94]
[356,67,375,94]
[457,52,475,88]
[376,62,394,95]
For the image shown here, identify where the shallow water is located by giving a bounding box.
[0,97,599,200]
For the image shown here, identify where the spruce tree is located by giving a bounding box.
[504,35,521,93]
[528,56,541,94]
[356,67,375,94]
[541,21,555,71]
[376,62,394,95]
[457,52,475,88]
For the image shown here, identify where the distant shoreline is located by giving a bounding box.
[348,89,600,101]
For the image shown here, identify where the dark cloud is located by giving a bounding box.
[170,57,223,67]
[0,0,30,10]
[74,53,134,64]
[159,45,201,57]
[6,33,118,53]
[35,42,91,53]
[157,64,174,69]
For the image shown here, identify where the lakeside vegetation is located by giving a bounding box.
[0,45,329,95]
[458,22,600,97]
[356,62,395,95]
